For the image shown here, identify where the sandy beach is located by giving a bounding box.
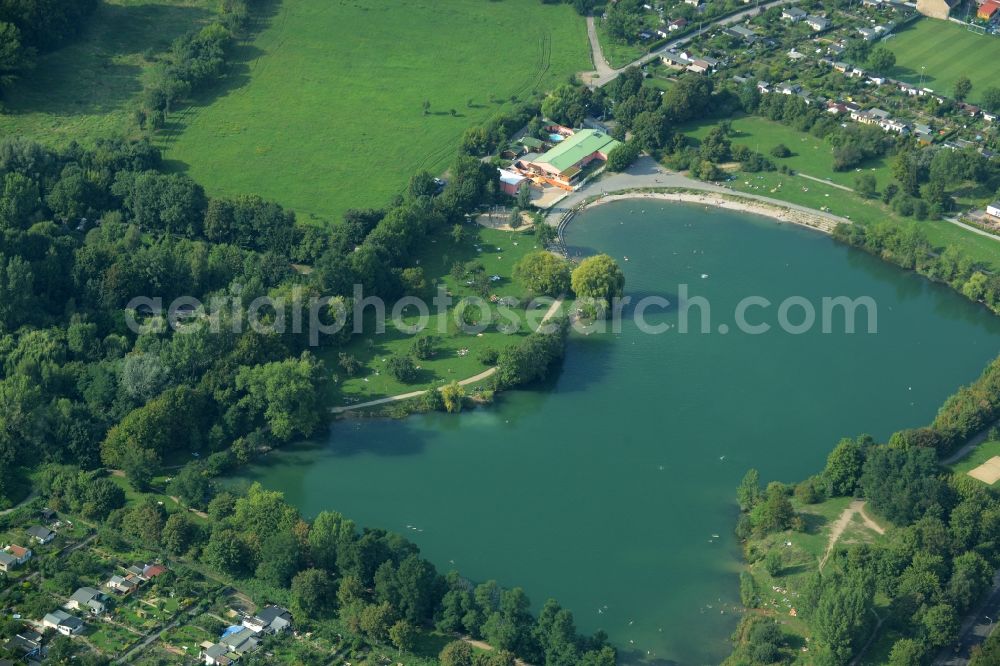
[581,190,844,234]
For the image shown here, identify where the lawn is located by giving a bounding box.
[0,0,217,145]
[325,224,549,404]
[162,0,590,223]
[949,439,1000,487]
[885,18,1000,104]
[681,115,890,188]
[682,116,1000,269]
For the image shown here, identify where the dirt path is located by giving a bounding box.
[331,297,564,415]
[462,637,532,666]
[819,500,884,569]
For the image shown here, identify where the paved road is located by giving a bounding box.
[944,216,1000,243]
[582,0,802,88]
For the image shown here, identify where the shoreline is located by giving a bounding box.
[565,189,845,236]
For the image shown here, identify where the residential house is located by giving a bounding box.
[655,27,669,38]
[805,15,830,31]
[913,123,933,142]
[957,102,981,118]
[787,48,806,60]
[0,545,32,572]
[986,202,1000,219]
[756,80,771,93]
[777,81,802,95]
[858,26,878,40]
[26,526,55,545]
[67,587,106,615]
[726,25,758,43]
[242,606,292,635]
[43,610,84,636]
[143,563,167,579]
[202,627,260,665]
[10,630,43,658]
[668,17,688,30]
[868,75,886,86]
[782,6,807,20]
[984,111,997,122]
[978,0,1000,20]
[106,574,138,594]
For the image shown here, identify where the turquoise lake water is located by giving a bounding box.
[238,201,1000,664]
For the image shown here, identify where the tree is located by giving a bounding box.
[235,352,326,442]
[0,22,28,88]
[866,46,896,75]
[751,482,794,533]
[823,437,866,496]
[256,528,301,587]
[440,640,475,666]
[389,618,416,653]
[386,355,418,382]
[771,144,791,158]
[411,335,438,360]
[855,173,878,199]
[204,528,254,578]
[921,604,958,648]
[359,601,395,643]
[605,140,640,172]
[954,76,972,102]
[441,381,465,413]
[737,469,761,512]
[571,254,625,304]
[981,87,1000,114]
[291,568,335,618]
[168,463,213,509]
[514,251,571,297]
[888,638,926,666]
[162,512,198,555]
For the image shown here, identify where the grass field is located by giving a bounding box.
[950,439,1000,487]
[325,224,545,404]
[681,115,891,188]
[162,0,590,223]
[0,0,216,145]
[682,116,1000,269]
[886,18,1000,104]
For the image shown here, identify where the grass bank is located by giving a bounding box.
[162,0,590,223]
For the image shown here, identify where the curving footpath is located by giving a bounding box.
[330,296,565,415]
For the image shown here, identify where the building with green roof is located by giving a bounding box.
[525,129,621,186]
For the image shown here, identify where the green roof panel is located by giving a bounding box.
[534,130,621,173]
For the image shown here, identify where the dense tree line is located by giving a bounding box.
[730,366,1000,663]
[0,0,98,91]
[835,220,1000,335]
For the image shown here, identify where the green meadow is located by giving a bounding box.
[886,18,1000,103]
[681,114,890,187]
[162,0,591,223]
[324,224,549,404]
[0,0,217,145]
[682,116,1000,269]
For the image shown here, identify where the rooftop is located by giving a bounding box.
[532,129,621,174]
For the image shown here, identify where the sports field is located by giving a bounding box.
[162,0,590,223]
[0,0,216,145]
[886,18,1000,104]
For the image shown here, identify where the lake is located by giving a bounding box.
[237,201,1000,664]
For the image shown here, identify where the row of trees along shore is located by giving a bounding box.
[728,352,1000,664]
